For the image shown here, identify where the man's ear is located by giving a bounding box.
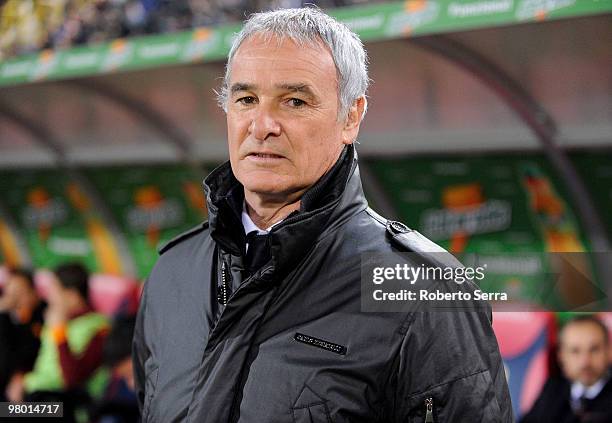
[342,96,367,145]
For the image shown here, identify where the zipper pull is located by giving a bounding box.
[217,260,229,306]
[424,397,434,423]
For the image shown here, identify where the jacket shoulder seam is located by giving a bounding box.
[365,207,387,227]
[158,221,209,255]
[364,209,464,273]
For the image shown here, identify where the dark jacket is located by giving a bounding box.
[133,145,513,422]
[0,300,46,401]
[520,370,612,423]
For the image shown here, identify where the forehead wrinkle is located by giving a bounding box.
[275,83,318,98]
[230,81,316,95]
[232,36,337,79]
[230,82,256,94]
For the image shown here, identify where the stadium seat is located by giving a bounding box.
[492,311,555,419]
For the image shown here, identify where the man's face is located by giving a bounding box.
[558,321,610,387]
[226,34,360,200]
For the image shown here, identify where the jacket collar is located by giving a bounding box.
[204,144,368,275]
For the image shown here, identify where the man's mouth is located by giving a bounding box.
[247,152,285,159]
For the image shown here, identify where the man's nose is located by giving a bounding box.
[249,105,281,141]
[576,353,591,367]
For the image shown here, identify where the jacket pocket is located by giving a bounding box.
[291,384,332,423]
[405,369,502,423]
[142,363,159,423]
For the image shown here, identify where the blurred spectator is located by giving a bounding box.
[6,263,110,423]
[91,315,139,423]
[0,0,382,60]
[0,0,67,59]
[0,267,46,402]
[521,315,612,423]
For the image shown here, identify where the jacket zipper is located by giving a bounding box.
[226,263,276,423]
[218,260,230,306]
[424,397,434,423]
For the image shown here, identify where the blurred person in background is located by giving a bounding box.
[521,315,612,423]
[0,0,66,59]
[7,263,110,423]
[92,315,139,423]
[0,267,46,402]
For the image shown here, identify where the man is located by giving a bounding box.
[133,7,512,422]
[521,315,612,423]
[9,263,110,422]
[0,267,46,401]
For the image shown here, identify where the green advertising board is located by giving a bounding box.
[368,153,599,309]
[1,0,610,86]
[571,152,612,241]
[84,165,207,280]
[0,170,125,273]
[0,152,608,299]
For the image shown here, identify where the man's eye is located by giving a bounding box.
[288,98,306,107]
[237,96,256,105]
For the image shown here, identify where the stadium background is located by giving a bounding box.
[0,0,611,421]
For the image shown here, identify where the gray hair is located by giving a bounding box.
[217,7,369,121]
